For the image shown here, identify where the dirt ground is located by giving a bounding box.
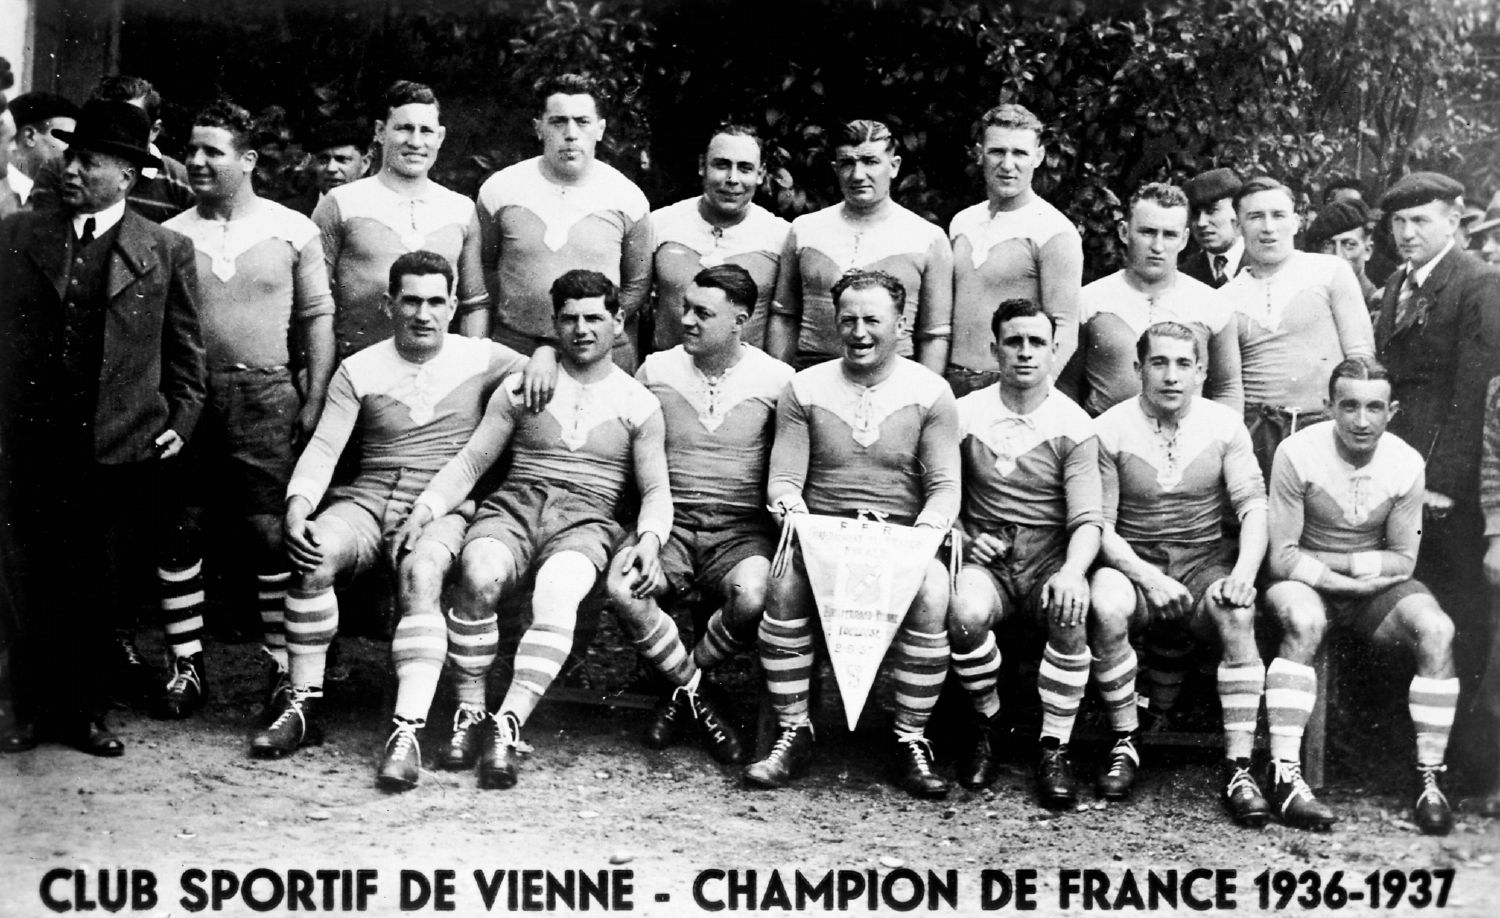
[3,627,1499,918]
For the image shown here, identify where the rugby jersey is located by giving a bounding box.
[313,175,488,359]
[477,157,651,342]
[165,199,333,369]
[949,196,1082,373]
[649,197,790,350]
[638,344,794,529]
[768,358,960,528]
[1095,396,1266,545]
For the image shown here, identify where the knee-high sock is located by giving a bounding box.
[1038,643,1090,744]
[693,609,752,670]
[1217,660,1265,761]
[391,611,447,725]
[159,560,206,659]
[447,611,498,710]
[257,571,291,669]
[630,605,698,687]
[891,627,949,742]
[1266,657,1316,762]
[1092,644,1139,733]
[1409,676,1459,767]
[1145,634,1192,713]
[285,586,338,695]
[759,616,814,728]
[951,631,1001,719]
[499,616,576,727]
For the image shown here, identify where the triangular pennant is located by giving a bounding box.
[795,514,946,730]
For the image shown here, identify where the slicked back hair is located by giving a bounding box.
[551,268,620,315]
[979,103,1043,140]
[95,75,160,121]
[831,268,906,315]
[991,298,1054,340]
[693,264,759,315]
[193,98,257,154]
[535,73,603,117]
[1136,321,1202,364]
[1233,175,1295,212]
[1328,355,1392,402]
[383,80,440,119]
[834,119,896,156]
[706,122,764,155]
[388,250,454,297]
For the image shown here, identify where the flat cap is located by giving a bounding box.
[1183,167,1242,209]
[1305,200,1370,249]
[7,91,80,127]
[1380,171,1465,213]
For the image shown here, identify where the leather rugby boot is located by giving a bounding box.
[895,737,949,799]
[1269,759,1337,831]
[1413,765,1454,836]
[686,681,746,765]
[250,692,323,758]
[1096,734,1140,801]
[262,653,291,721]
[743,723,814,789]
[1035,742,1079,809]
[154,653,207,720]
[439,705,486,771]
[478,712,524,790]
[957,712,1004,790]
[1222,758,1272,827]
[376,721,422,792]
[643,689,692,750]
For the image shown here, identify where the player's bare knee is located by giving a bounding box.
[1401,599,1456,672]
[1088,600,1132,648]
[398,545,449,606]
[725,575,768,624]
[1048,618,1088,654]
[946,589,995,648]
[249,513,282,562]
[457,542,511,610]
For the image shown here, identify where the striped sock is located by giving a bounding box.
[1092,644,1139,733]
[447,611,499,710]
[1145,635,1192,713]
[257,571,291,669]
[1265,657,1316,762]
[693,609,751,670]
[951,631,1001,719]
[631,606,698,687]
[1217,660,1265,762]
[285,586,338,694]
[1038,643,1090,744]
[159,560,206,658]
[759,616,814,729]
[392,612,447,724]
[891,627,949,742]
[500,620,575,727]
[1409,676,1459,767]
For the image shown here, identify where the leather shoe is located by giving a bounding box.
[376,721,422,792]
[440,705,487,770]
[0,703,37,753]
[957,712,1003,790]
[1222,758,1271,827]
[1269,759,1336,830]
[1413,765,1454,836]
[743,723,814,789]
[154,653,207,720]
[250,693,322,758]
[1035,742,1078,809]
[895,737,949,799]
[643,689,691,750]
[686,681,746,765]
[60,718,125,757]
[478,713,523,790]
[111,636,159,708]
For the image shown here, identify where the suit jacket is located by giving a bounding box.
[1375,246,1500,505]
[0,207,206,466]
[1180,249,1222,288]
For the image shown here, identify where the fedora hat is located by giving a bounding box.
[1470,192,1500,236]
[53,99,162,170]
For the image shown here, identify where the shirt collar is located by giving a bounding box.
[1217,237,1245,275]
[1408,239,1455,287]
[73,198,128,240]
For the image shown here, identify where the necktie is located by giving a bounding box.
[78,216,96,248]
[1395,269,1418,327]
[1212,253,1228,286]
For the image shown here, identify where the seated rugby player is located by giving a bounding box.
[746,269,960,799]
[1089,322,1271,827]
[1264,356,1457,833]
[250,251,554,767]
[947,299,1104,803]
[399,269,671,790]
[605,264,793,763]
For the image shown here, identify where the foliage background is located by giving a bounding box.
[123,0,1500,279]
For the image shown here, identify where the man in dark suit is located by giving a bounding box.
[1375,171,1500,790]
[0,99,205,755]
[1180,167,1244,288]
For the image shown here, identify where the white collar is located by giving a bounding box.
[1407,240,1456,287]
[72,198,128,240]
[1211,237,1244,274]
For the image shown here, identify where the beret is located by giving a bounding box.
[1182,167,1242,209]
[1379,171,1465,213]
[1305,200,1370,249]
